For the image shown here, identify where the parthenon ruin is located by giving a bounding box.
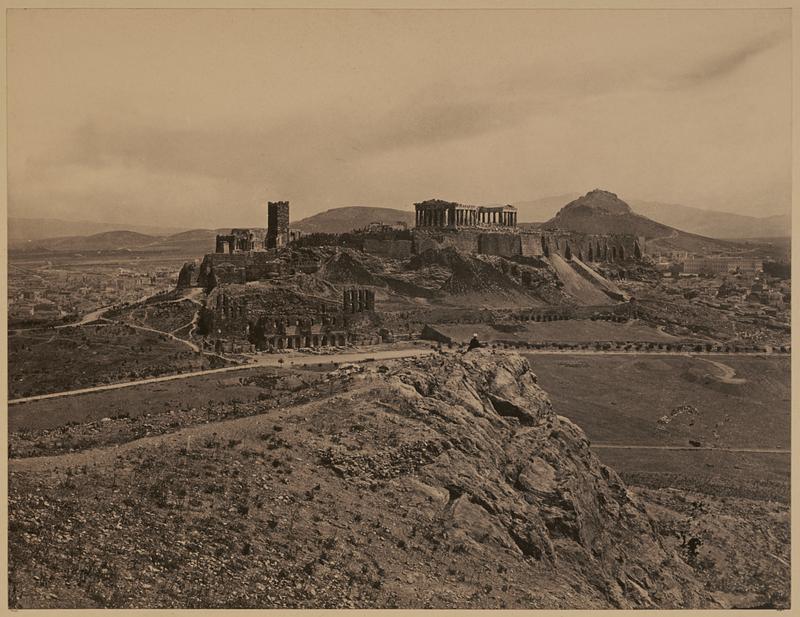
[414,199,517,229]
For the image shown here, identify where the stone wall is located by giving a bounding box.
[413,230,480,255]
[197,253,286,288]
[478,232,522,258]
[520,233,545,257]
[362,238,413,259]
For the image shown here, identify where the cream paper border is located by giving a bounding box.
[0,1,797,616]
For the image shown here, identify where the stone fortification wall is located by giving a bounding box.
[197,252,286,288]
[520,233,545,257]
[413,229,642,262]
[362,238,413,259]
[413,230,480,255]
[478,232,521,258]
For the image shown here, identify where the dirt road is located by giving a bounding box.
[7,348,435,405]
[591,444,789,454]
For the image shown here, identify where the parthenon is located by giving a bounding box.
[414,199,517,229]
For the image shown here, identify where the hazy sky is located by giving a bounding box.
[7,9,792,228]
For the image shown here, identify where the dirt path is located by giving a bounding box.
[7,348,435,405]
[700,358,747,384]
[591,444,788,454]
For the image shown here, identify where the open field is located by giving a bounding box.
[8,366,326,433]
[524,353,790,449]
[7,323,219,399]
[524,353,790,502]
[600,449,789,503]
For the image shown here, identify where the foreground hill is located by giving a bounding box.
[292,206,416,234]
[10,351,712,608]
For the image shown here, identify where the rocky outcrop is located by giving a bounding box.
[365,350,707,608]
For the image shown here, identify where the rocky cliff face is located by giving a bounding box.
[364,350,707,607]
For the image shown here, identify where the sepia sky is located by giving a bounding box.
[7,9,792,228]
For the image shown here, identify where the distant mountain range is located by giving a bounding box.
[291,206,416,234]
[8,217,185,245]
[9,228,228,256]
[8,192,789,254]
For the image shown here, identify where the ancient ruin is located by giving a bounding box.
[412,199,644,262]
[266,201,290,249]
[215,228,267,254]
[415,199,518,229]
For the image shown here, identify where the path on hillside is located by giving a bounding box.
[591,444,789,454]
[7,348,435,405]
[699,358,747,384]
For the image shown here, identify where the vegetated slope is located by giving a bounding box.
[8,351,710,609]
[293,206,416,234]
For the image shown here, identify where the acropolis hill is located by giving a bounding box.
[170,191,657,354]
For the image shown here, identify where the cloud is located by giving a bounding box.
[673,30,787,87]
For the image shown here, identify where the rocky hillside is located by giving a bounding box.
[543,190,673,238]
[9,351,719,608]
[542,190,741,254]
